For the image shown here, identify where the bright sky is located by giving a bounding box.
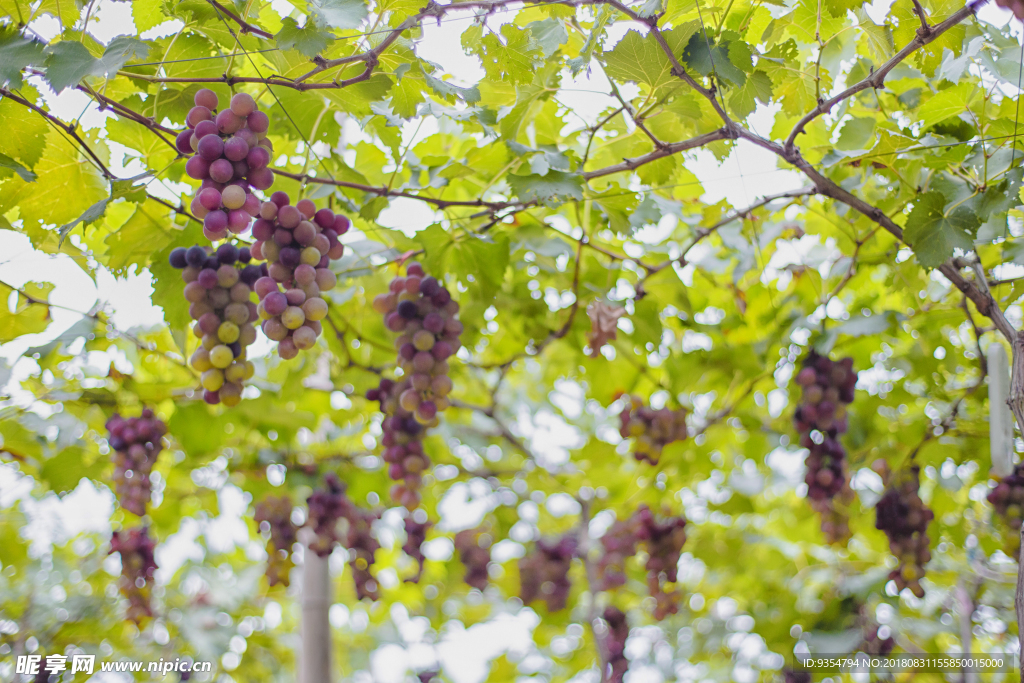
[1,0,1022,681]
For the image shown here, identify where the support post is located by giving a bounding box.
[989,342,1014,478]
[298,527,332,683]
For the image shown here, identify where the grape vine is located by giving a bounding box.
[251,193,346,359]
[617,395,687,464]
[106,409,167,516]
[177,89,275,242]
[254,495,298,587]
[874,464,933,598]
[793,351,858,543]
[109,526,158,623]
[519,535,577,611]
[367,262,462,509]
[169,244,263,405]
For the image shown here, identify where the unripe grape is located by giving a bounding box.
[315,268,337,291]
[191,348,213,372]
[302,297,328,321]
[209,345,234,368]
[300,247,321,266]
[278,336,298,359]
[229,281,251,302]
[281,306,305,329]
[268,262,291,282]
[293,325,317,349]
[201,368,225,391]
[221,185,246,210]
[413,330,435,352]
[184,281,207,303]
[262,241,281,263]
[218,321,240,343]
[296,198,316,219]
[219,382,242,406]
[225,362,247,383]
[263,318,288,341]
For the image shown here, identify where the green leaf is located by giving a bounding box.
[917,83,978,129]
[527,19,567,59]
[478,24,543,86]
[507,171,584,204]
[681,31,749,87]
[424,72,481,104]
[58,197,109,244]
[43,40,100,92]
[603,24,698,92]
[0,27,46,89]
[103,200,174,273]
[0,89,48,170]
[0,153,37,182]
[727,69,772,118]
[904,191,980,267]
[0,280,53,342]
[276,17,333,58]
[97,35,150,74]
[309,0,367,29]
[835,116,875,151]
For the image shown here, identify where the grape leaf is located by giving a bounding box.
[103,200,174,273]
[904,191,980,267]
[527,19,567,58]
[681,31,749,87]
[0,153,37,182]
[478,24,543,86]
[424,72,481,104]
[276,17,333,57]
[308,0,367,29]
[727,69,772,119]
[917,83,978,129]
[0,89,48,169]
[507,171,584,204]
[0,281,53,342]
[603,24,698,92]
[58,197,110,245]
[0,27,46,89]
[42,41,100,92]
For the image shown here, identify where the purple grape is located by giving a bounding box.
[176,129,195,154]
[197,134,224,162]
[209,159,234,183]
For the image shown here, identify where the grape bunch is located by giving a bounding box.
[169,244,264,405]
[635,505,688,620]
[987,463,1024,556]
[602,606,630,683]
[519,535,577,612]
[250,193,346,359]
[617,395,688,464]
[366,378,429,510]
[861,622,894,656]
[454,528,491,591]
[345,505,381,600]
[306,472,353,557]
[106,409,167,516]
[367,262,462,508]
[403,514,431,582]
[793,351,858,542]
[597,516,641,590]
[254,495,298,587]
[782,670,811,683]
[874,465,933,598]
[109,526,158,623]
[175,89,275,241]
[305,473,381,599]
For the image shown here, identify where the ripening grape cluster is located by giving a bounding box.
[793,351,857,542]
[306,472,352,556]
[783,670,811,683]
[594,506,687,618]
[519,535,577,611]
[617,395,688,464]
[403,514,431,581]
[169,244,263,405]
[874,465,933,598]
[861,623,894,656]
[254,495,298,587]
[987,463,1024,556]
[597,516,640,590]
[109,526,158,623]
[251,193,346,359]
[454,528,491,591]
[368,262,462,509]
[635,505,688,620]
[175,89,275,241]
[106,409,167,516]
[306,473,381,599]
[603,607,630,683]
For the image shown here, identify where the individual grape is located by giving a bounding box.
[793,351,858,543]
[251,193,346,358]
[255,495,298,587]
[109,526,158,623]
[603,607,630,683]
[617,395,688,464]
[106,409,167,517]
[170,245,263,404]
[454,528,490,591]
[368,262,462,507]
[874,464,932,598]
[519,535,577,611]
